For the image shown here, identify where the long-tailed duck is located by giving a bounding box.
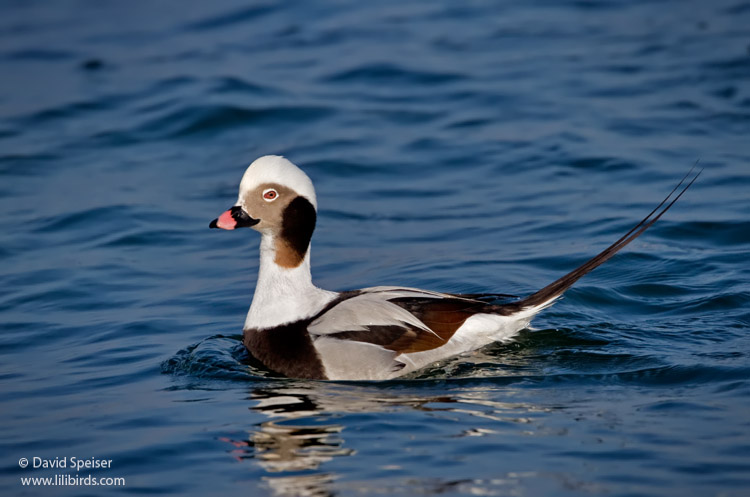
[210,155,699,381]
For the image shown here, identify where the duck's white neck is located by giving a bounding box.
[244,234,336,330]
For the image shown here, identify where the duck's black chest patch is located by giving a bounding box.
[244,321,326,380]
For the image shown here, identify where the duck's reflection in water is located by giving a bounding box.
[221,381,552,497]
[248,390,355,472]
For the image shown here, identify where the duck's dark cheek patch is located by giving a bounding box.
[276,196,316,268]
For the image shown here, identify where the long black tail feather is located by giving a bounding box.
[501,166,702,314]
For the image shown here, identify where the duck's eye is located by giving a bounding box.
[262,188,278,202]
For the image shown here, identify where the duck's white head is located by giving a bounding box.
[210,155,317,268]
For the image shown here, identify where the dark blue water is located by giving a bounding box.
[2,1,749,495]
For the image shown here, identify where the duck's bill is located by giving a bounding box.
[209,206,260,230]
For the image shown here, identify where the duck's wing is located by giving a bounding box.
[308,286,498,355]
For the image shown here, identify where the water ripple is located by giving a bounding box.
[325,62,466,85]
[182,4,279,32]
[139,104,334,139]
